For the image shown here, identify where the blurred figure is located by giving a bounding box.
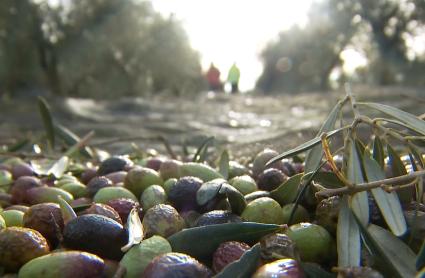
[206,63,222,92]
[227,63,240,94]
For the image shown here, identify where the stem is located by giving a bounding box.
[316,169,425,198]
[92,135,177,159]
[384,177,419,193]
[345,83,360,118]
[0,152,58,159]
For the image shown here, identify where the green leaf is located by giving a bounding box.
[48,156,69,178]
[337,196,361,267]
[301,262,336,278]
[353,214,409,278]
[266,126,347,166]
[304,99,345,173]
[196,178,226,206]
[31,156,69,178]
[37,96,55,149]
[121,207,144,252]
[54,124,93,158]
[218,149,229,179]
[220,184,247,215]
[368,224,416,278]
[409,146,424,169]
[193,136,214,162]
[358,102,425,136]
[372,136,385,168]
[167,222,282,260]
[215,244,261,278]
[6,138,29,152]
[387,145,413,204]
[284,162,325,225]
[346,138,369,226]
[58,195,77,224]
[363,155,406,236]
[270,173,302,205]
[312,172,345,189]
[417,240,425,271]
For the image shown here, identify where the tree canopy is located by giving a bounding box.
[0,0,204,97]
[256,0,425,93]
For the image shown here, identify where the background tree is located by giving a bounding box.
[0,0,204,98]
[256,0,425,93]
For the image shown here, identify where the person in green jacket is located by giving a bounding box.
[227,62,240,94]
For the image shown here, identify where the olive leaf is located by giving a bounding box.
[357,102,425,136]
[304,99,345,173]
[37,96,55,149]
[417,240,425,271]
[121,207,144,252]
[270,173,302,205]
[215,244,261,278]
[408,153,424,201]
[266,126,347,166]
[220,184,247,215]
[55,123,93,158]
[196,178,226,206]
[31,156,69,178]
[218,149,229,179]
[387,145,413,204]
[58,195,77,224]
[366,224,416,278]
[193,136,214,162]
[311,172,344,189]
[363,155,406,236]
[372,136,385,168]
[167,222,282,260]
[48,156,69,178]
[346,138,369,226]
[286,161,325,225]
[6,138,29,152]
[337,195,361,267]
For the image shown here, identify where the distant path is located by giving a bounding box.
[1,86,423,158]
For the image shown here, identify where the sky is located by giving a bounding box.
[152,0,316,91]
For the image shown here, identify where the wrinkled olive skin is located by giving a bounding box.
[212,241,250,273]
[23,203,64,248]
[105,198,140,224]
[0,227,50,272]
[142,252,213,278]
[260,233,300,262]
[10,176,42,204]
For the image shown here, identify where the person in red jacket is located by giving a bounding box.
[205,63,222,92]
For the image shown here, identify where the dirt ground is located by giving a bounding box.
[1,85,424,159]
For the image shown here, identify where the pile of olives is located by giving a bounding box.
[0,147,411,277]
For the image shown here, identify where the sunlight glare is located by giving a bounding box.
[152,0,312,91]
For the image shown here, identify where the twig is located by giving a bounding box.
[64,130,95,157]
[345,83,360,119]
[384,177,419,193]
[91,136,158,147]
[0,151,57,159]
[321,133,352,187]
[92,135,177,159]
[316,169,425,198]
